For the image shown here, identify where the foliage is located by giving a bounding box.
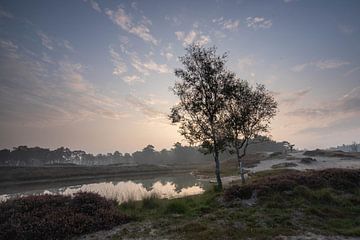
[0,192,130,240]
[224,168,360,201]
[170,44,237,189]
[114,169,360,239]
[225,79,277,183]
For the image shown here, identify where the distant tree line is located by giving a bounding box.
[330,141,360,152]
[0,138,286,167]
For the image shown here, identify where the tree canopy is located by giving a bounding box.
[170,44,278,188]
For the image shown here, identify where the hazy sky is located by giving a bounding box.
[0,0,359,153]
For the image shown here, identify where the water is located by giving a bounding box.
[2,152,359,203]
[0,174,208,203]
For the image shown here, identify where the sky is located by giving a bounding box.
[0,0,359,154]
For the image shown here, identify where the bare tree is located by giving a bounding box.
[169,44,234,189]
[225,80,277,184]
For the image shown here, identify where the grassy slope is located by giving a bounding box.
[114,169,360,240]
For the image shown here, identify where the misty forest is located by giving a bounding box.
[1,1,360,240]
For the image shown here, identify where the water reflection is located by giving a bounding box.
[0,175,206,203]
[61,180,204,203]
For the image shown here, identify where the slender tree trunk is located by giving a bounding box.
[214,148,222,190]
[240,158,245,184]
[236,139,248,184]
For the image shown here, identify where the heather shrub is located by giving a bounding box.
[224,169,360,201]
[0,192,131,240]
[165,200,188,214]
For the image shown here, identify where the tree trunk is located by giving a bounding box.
[236,139,248,184]
[214,149,222,190]
[236,146,245,184]
[240,159,245,184]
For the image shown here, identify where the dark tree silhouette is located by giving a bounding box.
[169,44,235,189]
[225,80,277,184]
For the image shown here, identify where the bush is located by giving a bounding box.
[165,200,188,214]
[0,192,131,240]
[142,194,160,209]
[224,169,360,201]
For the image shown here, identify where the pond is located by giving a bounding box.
[0,174,209,203]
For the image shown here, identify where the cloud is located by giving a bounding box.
[123,75,144,84]
[287,87,360,118]
[246,17,272,29]
[160,44,174,61]
[291,59,350,72]
[106,7,157,45]
[0,39,19,58]
[125,94,165,119]
[62,40,74,51]
[0,7,13,18]
[37,31,54,50]
[83,0,102,12]
[37,30,74,52]
[130,55,171,75]
[279,88,311,105]
[165,15,182,26]
[297,115,360,135]
[109,47,127,76]
[0,44,126,126]
[238,56,256,71]
[344,66,360,77]
[212,17,240,31]
[175,30,211,46]
[338,24,355,35]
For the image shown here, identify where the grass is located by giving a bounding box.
[2,168,359,239]
[114,168,360,240]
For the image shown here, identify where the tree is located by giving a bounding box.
[169,44,234,189]
[225,80,277,184]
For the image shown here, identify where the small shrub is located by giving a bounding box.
[0,192,131,240]
[165,200,188,214]
[142,194,160,209]
[224,169,360,201]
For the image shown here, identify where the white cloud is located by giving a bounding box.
[59,62,92,93]
[291,63,308,72]
[213,17,240,31]
[130,55,171,75]
[314,59,350,70]
[238,56,256,71]
[62,40,74,51]
[165,15,182,26]
[246,16,272,30]
[83,0,101,12]
[160,44,174,61]
[0,39,19,58]
[344,66,360,77]
[106,7,157,45]
[291,59,350,72]
[0,47,126,126]
[175,30,211,46]
[109,47,127,76]
[37,31,54,50]
[338,24,355,34]
[288,87,360,118]
[279,88,311,105]
[123,75,144,84]
[0,7,13,18]
[126,94,165,120]
[36,30,73,52]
